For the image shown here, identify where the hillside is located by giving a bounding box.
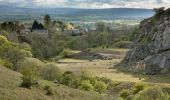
[0,65,111,100]
[0,6,154,21]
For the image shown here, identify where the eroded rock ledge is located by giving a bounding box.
[123,9,170,74]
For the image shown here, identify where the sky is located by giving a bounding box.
[0,0,170,9]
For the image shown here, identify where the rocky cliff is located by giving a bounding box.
[124,8,170,74]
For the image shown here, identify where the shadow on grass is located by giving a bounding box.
[113,63,170,84]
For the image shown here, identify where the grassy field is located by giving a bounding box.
[57,48,170,85]
[57,59,170,84]
[0,65,113,100]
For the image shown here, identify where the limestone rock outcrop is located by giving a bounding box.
[124,9,170,74]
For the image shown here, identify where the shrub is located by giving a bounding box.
[96,77,112,84]
[107,81,122,90]
[133,84,145,94]
[94,81,107,94]
[0,35,8,45]
[153,7,165,16]
[120,90,131,99]
[0,41,32,68]
[80,71,92,80]
[21,65,38,88]
[134,86,169,100]
[128,28,139,41]
[69,77,81,88]
[0,59,13,69]
[44,85,54,96]
[79,80,93,91]
[60,49,73,58]
[112,40,133,48]
[16,57,45,73]
[60,71,77,86]
[42,63,63,81]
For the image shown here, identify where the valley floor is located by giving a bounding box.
[57,48,170,85]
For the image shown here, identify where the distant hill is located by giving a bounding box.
[0,6,154,22]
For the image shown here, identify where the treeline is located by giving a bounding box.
[0,14,138,61]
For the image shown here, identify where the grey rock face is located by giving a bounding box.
[124,9,170,74]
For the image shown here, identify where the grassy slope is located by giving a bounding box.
[0,65,112,100]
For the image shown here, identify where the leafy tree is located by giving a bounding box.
[28,34,64,59]
[153,7,165,15]
[32,20,44,30]
[44,14,51,29]
[0,36,32,69]
[0,21,20,31]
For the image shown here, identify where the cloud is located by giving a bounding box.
[0,0,170,8]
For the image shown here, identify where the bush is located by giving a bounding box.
[0,41,32,69]
[79,80,93,91]
[69,77,81,88]
[0,35,8,45]
[21,65,38,88]
[107,81,122,90]
[44,85,54,96]
[42,63,63,81]
[0,59,13,69]
[113,40,133,48]
[96,77,112,84]
[120,90,131,99]
[80,71,92,80]
[16,57,45,72]
[133,84,145,94]
[18,58,44,88]
[94,81,107,94]
[60,71,77,86]
[109,82,134,94]
[60,49,73,58]
[153,7,165,15]
[128,28,139,41]
[134,86,169,100]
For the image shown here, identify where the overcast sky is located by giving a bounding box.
[0,0,170,9]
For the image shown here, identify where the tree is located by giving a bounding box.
[32,20,39,30]
[0,37,32,69]
[32,20,44,30]
[153,7,165,15]
[28,33,64,60]
[44,14,51,29]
